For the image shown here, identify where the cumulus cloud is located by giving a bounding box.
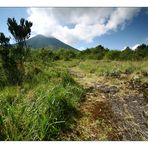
[27,8,141,46]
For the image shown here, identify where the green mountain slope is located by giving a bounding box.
[26,34,76,50]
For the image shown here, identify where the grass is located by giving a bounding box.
[76,60,148,80]
[0,60,85,140]
[0,59,147,140]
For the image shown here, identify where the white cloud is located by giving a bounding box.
[121,46,128,51]
[121,43,140,51]
[27,8,141,46]
[78,46,86,51]
[106,8,140,31]
[131,44,140,50]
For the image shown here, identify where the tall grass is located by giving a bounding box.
[78,60,148,76]
[0,61,85,140]
[0,59,147,140]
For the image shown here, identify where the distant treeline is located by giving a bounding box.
[28,44,148,62]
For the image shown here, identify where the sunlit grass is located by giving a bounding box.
[0,59,147,140]
[0,60,85,140]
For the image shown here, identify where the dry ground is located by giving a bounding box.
[60,61,148,141]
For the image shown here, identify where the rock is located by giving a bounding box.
[132,100,138,103]
[95,84,102,88]
[109,86,119,93]
[133,75,140,80]
[143,111,148,118]
[128,76,142,89]
[120,74,127,79]
[97,85,110,93]
[96,84,119,94]
[141,71,148,77]
[141,82,148,89]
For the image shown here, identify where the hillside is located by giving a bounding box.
[26,34,76,50]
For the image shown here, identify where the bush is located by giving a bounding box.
[124,67,135,74]
[0,67,8,88]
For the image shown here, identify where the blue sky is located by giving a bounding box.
[0,8,27,38]
[0,8,148,50]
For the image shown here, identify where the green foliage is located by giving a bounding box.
[0,33,10,47]
[0,68,84,140]
[55,48,78,61]
[120,47,134,60]
[0,66,8,88]
[0,33,19,85]
[77,60,148,77]
[0,18,33,85]
[21,43,148,63]
[7,18,32,46]
[78,44,148,61]
[0,16,148,141]
[80,45,109,60]
[134,44,148,60]
[105,50,121,60]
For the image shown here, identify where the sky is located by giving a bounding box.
[0,7,148,50]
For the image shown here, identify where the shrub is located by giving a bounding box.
[0,67,8,88]
[124,67,134,74]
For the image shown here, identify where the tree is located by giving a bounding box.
[0,18,33,85]
[0,33,10,47]
[134,44,148,60]
[7,18,32,60]
[7,18,33,84]
[0,33,18,84]
[0,33,10,62]
[7,18,32,47]
[105,50,121,60]
[39,48,55,62]
[120,47,134,60]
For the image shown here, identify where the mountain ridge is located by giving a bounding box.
[26,34,77,50]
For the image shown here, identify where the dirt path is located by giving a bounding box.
[62,66,148,140]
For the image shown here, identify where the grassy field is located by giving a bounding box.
[0,59,148,140]
[0,60,85,140]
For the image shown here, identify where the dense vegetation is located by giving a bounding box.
[0,62,84,140]
[26,44,148,62]
[0,18,85,140]
[0,18,148,140]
